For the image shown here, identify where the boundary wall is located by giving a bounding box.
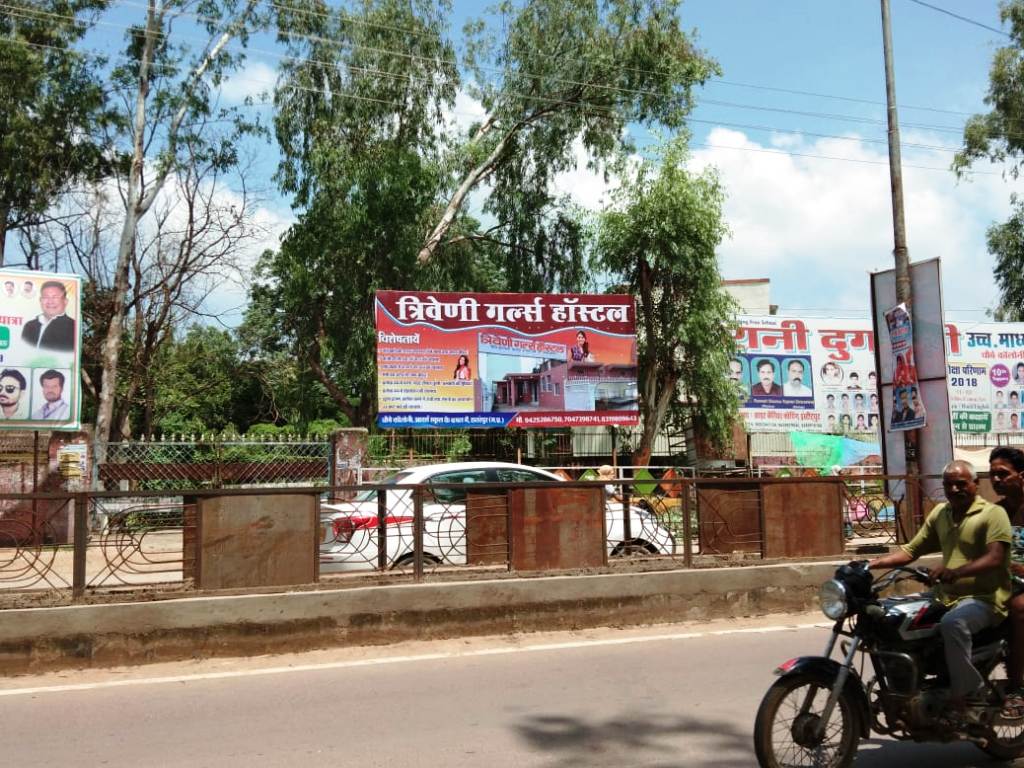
[0,560,864,675]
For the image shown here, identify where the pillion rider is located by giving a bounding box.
[867,460,1012,712]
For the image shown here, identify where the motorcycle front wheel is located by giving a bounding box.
[753,672,860,768]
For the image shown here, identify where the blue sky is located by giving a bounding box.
[80,1,1021,323]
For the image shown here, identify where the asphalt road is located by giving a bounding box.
[0,612,1012,767]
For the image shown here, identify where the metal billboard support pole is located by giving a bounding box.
[881,0,921,538]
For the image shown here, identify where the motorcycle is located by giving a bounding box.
[753,561,1024,767]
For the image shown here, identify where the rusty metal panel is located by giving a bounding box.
[465,492,509,566]
[509,487,605,571]
[696,483,761,554]
[196,494,317,589]
[761,481,844,558]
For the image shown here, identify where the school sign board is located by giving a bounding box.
[732,315,880,435]
[945,321,1024,435]
[733,311,1024,440]
[375,290,638,429]
[0,270,83,430]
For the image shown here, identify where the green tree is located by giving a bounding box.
[0,0,110,264]
[149,326,242,435]
[92,0,265,461]
[145,325,317,435]
[261,0,489,425]
[954,0,1024,317]
[419,0,719,287]
[596,138,737,465]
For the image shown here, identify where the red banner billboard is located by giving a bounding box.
[375,291,638,428]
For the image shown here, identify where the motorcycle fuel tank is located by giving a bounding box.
[876,595,947,643]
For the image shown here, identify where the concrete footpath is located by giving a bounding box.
[0,561,859,675]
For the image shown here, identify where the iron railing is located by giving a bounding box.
[0,474,942,607]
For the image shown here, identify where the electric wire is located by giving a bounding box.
[0,0,994,135]
[4,1,997,146]
[3,28,1010,176]
[905,0,1010,38]
[0,2,1015,175]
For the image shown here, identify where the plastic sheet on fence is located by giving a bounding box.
[789,431,881,470]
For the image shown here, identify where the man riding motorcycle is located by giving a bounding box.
[867,459,1013,715]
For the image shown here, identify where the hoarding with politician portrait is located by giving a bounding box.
[732,315,879,435]
[0,270,82,430]
[375,290,638,428]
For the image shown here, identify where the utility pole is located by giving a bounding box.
[881,0,920,536]
[881,0,911,305]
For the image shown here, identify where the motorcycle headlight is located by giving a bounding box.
[819,579,848,620]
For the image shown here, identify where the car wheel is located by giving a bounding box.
[610,539,659,557]
[391,553,442,570]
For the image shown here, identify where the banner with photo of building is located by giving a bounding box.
[732,315,879,435]
[0,270,82,431]
[375,290,638,428]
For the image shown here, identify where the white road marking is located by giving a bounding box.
[0,621,830,698]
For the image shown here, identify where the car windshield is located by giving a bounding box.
[352,471,416,502]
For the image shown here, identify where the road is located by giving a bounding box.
[0,611,1006,767]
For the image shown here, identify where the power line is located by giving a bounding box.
[5,0,987,136]
[905,0,1010,38]
[708,78,974,118]
[700,96,964,135]
[7,2,1022,155]
[5,1,989,146]
[2,30,1008,170]
[686,116,960,152]
[690,140,1002,175]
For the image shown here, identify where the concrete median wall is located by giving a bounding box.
[0,561,854,675]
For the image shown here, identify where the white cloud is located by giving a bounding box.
[218,60,277,105]
[690,127,1023,320]
[550,137,621,211]
[444,87,489,136]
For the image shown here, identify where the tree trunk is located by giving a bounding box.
[417,119,508,264]
[416,105,562,265]
[633,371,676,467]
[92,0,156,469]
[0,209,7,266]
[92,0,257,469]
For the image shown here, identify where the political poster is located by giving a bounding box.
[885,303,927,432]
[945,321,1024,435]
[732,315,879,435]
[0,270,82,431]
[375,291,638,428]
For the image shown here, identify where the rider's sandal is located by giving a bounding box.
[1001,689,1024,719]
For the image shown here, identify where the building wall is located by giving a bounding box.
[724,279,773,315]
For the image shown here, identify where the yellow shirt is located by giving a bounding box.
[901,497,1012,616]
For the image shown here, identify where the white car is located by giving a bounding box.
[319,461,675,572]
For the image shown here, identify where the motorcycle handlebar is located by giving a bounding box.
[870,565,932,593]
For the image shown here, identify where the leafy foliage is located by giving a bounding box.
[0,0,111,262]
[987,196,1024,321]
[419,0,719,281]
[596,137,737,462]
[954,0,1024,316]
[257,0,502,425]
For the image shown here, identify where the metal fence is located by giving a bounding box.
[94,431,690,492]
[0,474,939,607]
[364,427,684,464]
[101,436,332,490]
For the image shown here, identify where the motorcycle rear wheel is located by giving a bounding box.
[753,672,859,768]
[980,663,1024,761]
